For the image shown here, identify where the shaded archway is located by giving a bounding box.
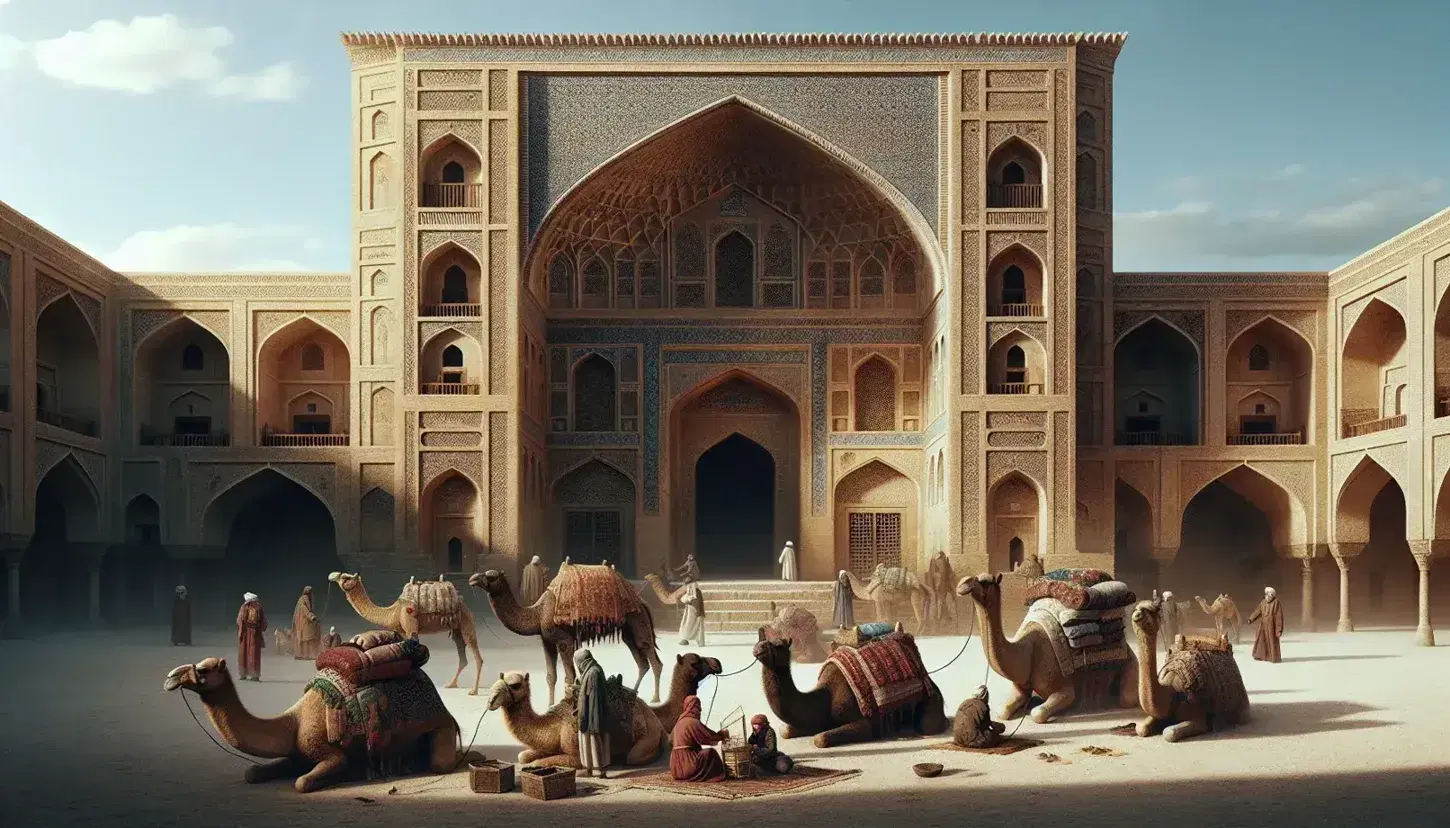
[1435,288,1450,418]
[421,472,480,574]
[669,371,801,577]
[1114,480,1155,588]
[573,354,617,432]
[524,98,939,307]
[694,435,776,577]
[419,328,481,394]
[1114,319,1201,445]
[1227,318,1313,444]
[420,135,482,207]
[988,472,1044,574]
[988,330,1045,395]
[135,317,231,446]
[1341,298,1408,437]
[21,456,101,627]
[420,243,482,317]
[834,460,917,577]
[0,288,11,413]
[102,494,168,625]
[256,318,350,444]
[985,137,1044,208]
[1174,466,1301,606]
[36,293,100,437]
[553,460,637,574]
[203,469,342,615]
[986,245,1044,316]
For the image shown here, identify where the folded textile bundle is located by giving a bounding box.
[1040,568,1114,587]
[315,636,429,684]
[833,621,899,649]
[1064,619,1125,641]
[350,629,404,650]
[1065,628,1126,650]
[1058,605,1128,626]
[1025,578,1137,611]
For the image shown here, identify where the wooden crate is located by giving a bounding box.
[520,766,576,801]
[469,759,515,793]
[722,746,757,779]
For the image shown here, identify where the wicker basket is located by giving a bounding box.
[722,745,757,779]
[469,759,515,794]
[520,766,577,801]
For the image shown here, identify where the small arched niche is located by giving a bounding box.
[256,318,350,444]
[987,331,1045,395]
[986,245,1045,317]
[1340,298,1407,437]
[986,137,1044,209]
[420,244,482,317]
[135,316,231,446]
[420,329,482,394]
[420,136,482,208]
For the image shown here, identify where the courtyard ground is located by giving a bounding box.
[3,606,1449,828]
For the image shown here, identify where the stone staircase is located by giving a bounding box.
[636,580,857,634]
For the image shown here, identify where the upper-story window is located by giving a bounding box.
[181,343,204,371]
[1248,344,1270,371]
[301,343,325,371]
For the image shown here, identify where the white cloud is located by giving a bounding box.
[103,223,323,272]
[26,14,301,99]
[1271,163,1306,180]
[1116,178,1448,268]
[0,33,23,71]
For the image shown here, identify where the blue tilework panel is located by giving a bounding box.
[544,324,919,515]
[524,74,940,238]
[546,433,641,447]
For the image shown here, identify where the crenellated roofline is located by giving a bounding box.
[340,31,1127,55]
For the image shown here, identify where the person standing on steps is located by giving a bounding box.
[832,570,855,630]
[573,648,611,778]
[678,578,707,646]
[1249,586,1284,663]
[778,541,798,581]
[521,555,549,606]
[171,585,191,646]
[236,592,268,681]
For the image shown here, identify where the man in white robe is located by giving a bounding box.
[778,541,798,581]
[521,555,549,605]
[677,580,706,646]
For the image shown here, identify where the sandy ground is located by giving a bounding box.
[3,610,1449,828]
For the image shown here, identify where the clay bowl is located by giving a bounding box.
[912,762,943,778]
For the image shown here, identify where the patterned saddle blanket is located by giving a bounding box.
[547,565,645,641]
[400,579,464,618]
[825,632,937,719]
[305,668,450,753]
[1019,600,1132,678]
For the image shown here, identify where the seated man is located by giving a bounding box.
[670,695,730,782]
[747,714,793,774]
[952,685,1007,749]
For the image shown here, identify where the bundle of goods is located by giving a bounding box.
[832,621,900,649]
[400,577,465,626]
[546,564,646,643]
[824,630,938,719]
[315,630,431,685]
[1022,569,1136,611]
[1172,633,1232,654]
[1019,598,1132,677]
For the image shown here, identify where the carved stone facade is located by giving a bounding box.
[2,32,1448,636]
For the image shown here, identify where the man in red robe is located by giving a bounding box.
[670,695,730,782]
[1248,586,1284,663]
[236,592,268,680]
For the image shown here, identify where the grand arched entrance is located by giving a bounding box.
[203,469,343,616]
[1173,466,1295,604]
[22,456,101,627]
[670,373,800,578]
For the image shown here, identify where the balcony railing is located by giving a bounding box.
[141,432,231,447]
[987,303,1044,317]
[37,408,97,437]
[988,382,1044,395]
[260,433,349,447]
[1342,413,1406,439]
[421,382,481,395]
[987,184,1043,209]
[421,183,481,208]
[420,303,482,317]
[1115,430,1193,447]
[1227,432,1304,446]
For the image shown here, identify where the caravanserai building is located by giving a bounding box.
[1,33,1447,640]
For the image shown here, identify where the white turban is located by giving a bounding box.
[1162,591,1174,600]
[243,592,258,602]
[1265,587,1276,597]
[785,541,793,547]
[530,555,541,565]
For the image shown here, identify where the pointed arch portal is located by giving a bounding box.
[203,469,342,608]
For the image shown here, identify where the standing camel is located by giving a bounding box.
[468,564,663,705]
[1195,594,1243,643]
[327,572,484,695]
[841,566,928,629]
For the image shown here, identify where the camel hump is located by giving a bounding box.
[399,579,463,615]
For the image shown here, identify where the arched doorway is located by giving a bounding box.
[101,494,168,625]
[22,456,100,627]
[134,317,231,446]
[422,472,480,573]
[695,434,776,577]
[987,472,1043,573]
[834,460,917,577]
[1336,457,1418,629]
[669,373,800,578]
[203,469,342,619]
[1174,467,1290,604]
[1114,480,1155,588]
[553,460,636,574]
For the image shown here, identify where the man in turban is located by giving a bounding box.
[670,695,729,782]
[573,648,611,778]
[236,592,267,681]
[953,685,1006,748]
[1249,586,1284,663]
[748,713,793,774]
[292,586,321,660]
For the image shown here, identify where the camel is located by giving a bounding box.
[1130,599,1251,742]
[955,573,1139,723]
[765,602,828,663]
[1195,594,1243,643]
[274,628,295,657]
[486,671,666,767]
[469,566,663,705]
[328,572,484,695]
[653,652,724,733]
[163,657,459,793]
[751,627,946,748]
[842,565,928,629]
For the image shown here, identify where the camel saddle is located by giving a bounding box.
[305,665,448,754]
[1173,633,1232,654]
[558,673,638,740]
[399,579,463,617]
[825,632,937,719]
[1020,600,1131,678]
[316,635,431,686]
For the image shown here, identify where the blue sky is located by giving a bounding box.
[0,0,1446,273]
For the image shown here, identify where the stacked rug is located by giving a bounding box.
[547,564,646,643]
[1019,596,1133,679]
[316,633,431,685]
[1022,568,1136,651]
[824,631,937,719]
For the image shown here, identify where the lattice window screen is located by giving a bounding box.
[847,512,903,576]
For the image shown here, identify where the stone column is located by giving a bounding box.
[1408,541,1435,647]
[2,539,25,638]
[76,543,110,626]
[1329,543,1364,633]
[1299,555,1316,632]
